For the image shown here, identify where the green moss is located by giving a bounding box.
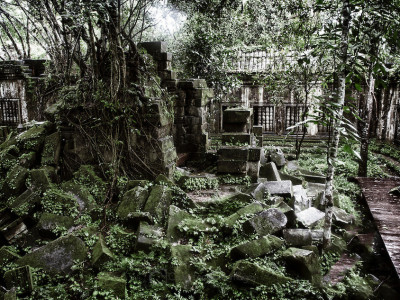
[4,165,28,196]
[74,165,107,202]
[41,187,79,217]
[97,272,126,299]
[92,234,114,268]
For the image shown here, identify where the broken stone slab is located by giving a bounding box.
[143,184,172,225]
[263,180,293,198]
[73,165,107,201]
[224,203,265,228]
[4,266,33,295]
[7,189,40,218]
[273,200,296,226]
[296,207,325,228]
[306,183,326,198]
[61,181,98,214]
[230,235,284,260]
[291,185,311,213]
[41,132,61,166]
[16,235,87,274]
[1,289,17,300]
[136,222,164,252]
[166,206,191,243]
[269,147,286,167]
[200,192,253,215]
[248,147,262,162]
[92,234,114,268]
[117,186,149,220]
[279,172,303,185]
[259,162,281,181]
[310,229,324,244]
[171,244,196,290]
[282,247,321,284]
[247,161,260,183]
[41,188,80,217]
[230,260,291,286]
[16,124,47,152]
[0,246,20,268]
[36,212,74,238]
[223,108,252,124]
[0,219,28,243]
[244,183,268,202]
[244,208,287,236]
[98,272,126,299]
[283,229,312,247]
[4,165,28,196]
[332,206,354,225]
[18,151,37,169]
[29,168,53,192]
[302,174,326,184]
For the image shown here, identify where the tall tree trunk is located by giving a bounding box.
[358,73,375,176]
[323,0,351,249]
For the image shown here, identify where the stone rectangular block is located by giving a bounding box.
[247,161,260,183]
[248,147,262,162]
[253,125,263,136]
[223,123,248,133]
[259,162,281,181]
[218,160,247,174]
[218,147,249,161]
[177,79,207,89]
[223,108,253,124]
[263,180,293,198]
[138,41,167,54]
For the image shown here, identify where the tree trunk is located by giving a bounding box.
[358,73,375,177]
[323,0,351,249]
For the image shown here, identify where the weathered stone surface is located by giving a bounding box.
[61,181,98,213]
[4,266,33,295]
[117,186,149,220]
[4,165,28,196]
[171,245,196,290]
[18,152,37,169]
[270,147,286,167]
[223,108,252,124]
[332,206,354,225]
[244,183,267,202]
[16,235,87,274]
[248,147,262,162]
[16,124,47,151]
[143,185,172,225]
[29,168,52,192]
[311,229,324,243]
[273,200,296,226]
[282,247,321,284]
[259,162,281,181]
[217,160,247,174]
[296,207,325,228]
[244,209,287,236]
[0,246,20,267]
[230,260,291,286]
[283,229,312,247]
[224,203,265,228]
[73,165,107,200]
[292,185,311,213]
[253,125,263,136]
[166,206,191,242]
[8,189,40,218]
[41,132,61,165]
[247,161,260,183]
[279,172,303,185]
[263,180,293,198]
[37,212,74,237]
[0,219,27,243]
[136,222,163,252]
[98,272,126,299]
[41,188,79,217]
[306,183,326,198]
[92,234,114,268]
[230,235,284,260]
[218,147,249,161]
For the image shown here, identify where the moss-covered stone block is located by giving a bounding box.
[8,189,41,218]
[16,124,47,152]
[230,235,284,260]
[117,186,149,220]
[73,165,107,202]
[171,244,196,290]
[282,247,321,284]
[0,218,27,243]
[41,187,79,217]
[98,272,126,299]
[4,266,33,295]
[243,208,288,236]
[0,246,20,268]
[166,205,190,242]
[16,235,87,274]
[41,132,61,165]
[143,185,172,225]
[125,180,149,191]
[36,212,74,237]
[136,222,163,252]
[230,260,291,286]
[224,203,265,228]
[61,181,98,214]
[92,234,114,268]
[0,145,18,171]
[4,165,28,196]
[18,152,37,169]
[29,168,52,192]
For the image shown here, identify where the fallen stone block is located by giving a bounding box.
[230,235,284,260]
[171,244,196,290]
[18,152,37,169]
[263,180,293,198]
[61,181,98,214]
[0,246,20,268]
[16,124,47,152]
[217,160,247,174]
[332,206,354,225]
[166,206,191,243]
[4,165,28,196]
[8,189,40,218]
[98,272,126,299]
[92,234,114,268]
[259,162,281,181]
[283,229,312,247]
[117,186,149,220]
[136,222,163,252]
[296,207,325,228]
[247,161,260,183]
[41,132,61,165]
[37,212,74,238]
[269,147,286,167]
[273,200,296,226]
[224,203,265,228]
[279,172,303,185]
[244,183,268,202]
[4,266,33,295]
[29,168,53,192]
[244,208,287,236]
[282,247,321,284]
[230,260,291,286]
[291,185,311,213]
[143,185,172,225]
[16,235,87,273]
[0,219,27,243]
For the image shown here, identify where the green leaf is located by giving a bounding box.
[355,83,362,92]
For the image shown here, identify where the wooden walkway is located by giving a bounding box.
[356,177,400,279]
